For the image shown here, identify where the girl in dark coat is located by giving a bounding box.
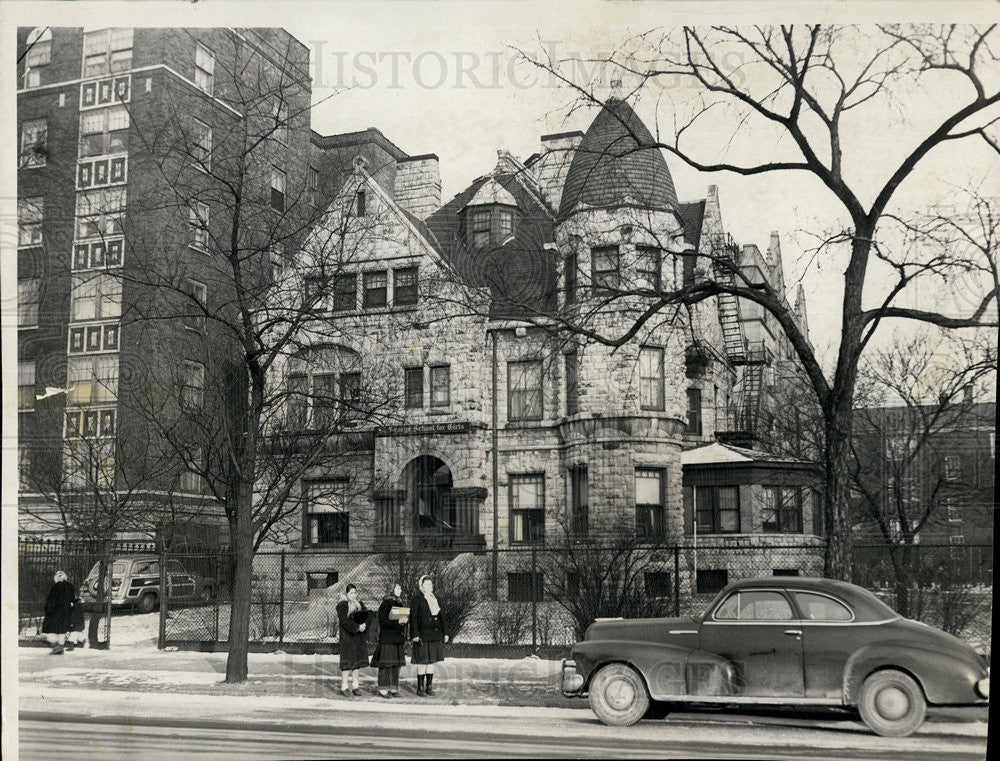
[335,584,369,696]
[42,570,74,655]
[371,582,407,698]
[410,574,449,696]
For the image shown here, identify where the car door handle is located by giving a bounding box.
[784,629,802,637]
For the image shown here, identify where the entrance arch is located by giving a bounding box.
[403,456,454,534]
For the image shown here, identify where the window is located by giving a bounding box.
[181,361,205,409]
[70,273,122,321]
[309,166,319,191]
[332,273,356,312]
[404,367,424,408]
[508,359,543,421]
[18,279,40,327]
[565,350,579,416]
[508,572,544,602]
[470,208,490,248]
[179,448,203,493]
[68,324,119,354]
[943,455,961,481]
[306,571,338,592]
[762,486,803,534]
[637,246,661,291]
[285,347,363,429]
[20,119,47,167]
[303,276,327,310]
[393,267,418,306]
[74,238,124,270]
[644,572,673,599]
[18,362,36,411]
[635,468,666,542]
[714,590,793,621]
[564,251,578,304]
[272,100,287,143]
[23,28,52,88]
[79,105,130,157]
[639,346,665,411]
[270,168,286,211]
[19,445,32,491]
[65,407,116,438]
[18,197,43,247]
[82,28,133,78]
[944,496,962,524]
[686,387,703,435]
[570,465,589,535]
[191,119,212,169]
[949,534,965,546]
[696,485,740,534]
[497,208,514,240]
[194,43,214,95]
[304,480,349,546]
[696,569,729,595]
[356,190,366,217]
[363,270,388,309]
[591,246,620,295]
[430,365,450,407]
[182,279,207,331]
[190,202,209,250]
[67,355,118,404]
[76,188,125,240]
[510,473,545,544]
[794,592,852,622]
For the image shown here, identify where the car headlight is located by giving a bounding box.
[975,673,989,699]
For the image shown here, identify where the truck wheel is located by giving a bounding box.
[588,664,650,726]
[858,669,926,737]
[137,592,158,615]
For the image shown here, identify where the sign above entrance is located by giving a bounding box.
[376,421,485,437]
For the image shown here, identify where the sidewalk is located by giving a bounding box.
[18,644,989,727]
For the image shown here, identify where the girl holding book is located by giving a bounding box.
[371,581,408,698]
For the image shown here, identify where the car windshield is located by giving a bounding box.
[86,561,127,581]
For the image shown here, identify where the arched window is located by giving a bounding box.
[285,345,362,429]
[23,28,52,88]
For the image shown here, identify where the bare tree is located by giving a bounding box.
[850,331,996,616]
[106,31,400,681]
[495,25,1000,578]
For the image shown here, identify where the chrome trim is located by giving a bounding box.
[650,695,842,706]
[668,629,698,635]
[703,618,897,626]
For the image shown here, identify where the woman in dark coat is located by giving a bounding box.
[371,582,407,698]
[410,574,449,696]
[42,570,74,655]
[335,584,369,696]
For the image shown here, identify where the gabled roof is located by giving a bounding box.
[681,441,815,466]
[559,98,679,218]
[465,177,518,208]
[426,172,557,318]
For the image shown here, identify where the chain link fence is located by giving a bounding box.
[20,540,992,654]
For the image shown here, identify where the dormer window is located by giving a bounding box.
[462,177,519,249]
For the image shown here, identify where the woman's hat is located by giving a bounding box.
[54,570,67,582]
[418,574,433,587]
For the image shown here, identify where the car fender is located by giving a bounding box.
[843,642,984,704]
[573,640,734,699]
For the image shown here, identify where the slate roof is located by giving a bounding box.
[559,98,679,218]
[676,200,706,249]
[425,173,558,319]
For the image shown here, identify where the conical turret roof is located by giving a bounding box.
[559,98,678,218]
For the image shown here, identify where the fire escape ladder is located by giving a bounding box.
[710,234,747,366]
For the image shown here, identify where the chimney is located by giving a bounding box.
[536,131,583,213]
[963,384,973,405]
[394,154,441,220]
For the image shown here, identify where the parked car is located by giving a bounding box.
[80,556,214,614]
[561,576,989,736]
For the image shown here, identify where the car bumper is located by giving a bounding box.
[561,659,586,697]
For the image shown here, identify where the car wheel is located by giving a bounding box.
[199,586,212,603]
[588,663,650,727]
[137,592,158,615]
[858,669,927,737]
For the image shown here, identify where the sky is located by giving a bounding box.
[2,0,998,371]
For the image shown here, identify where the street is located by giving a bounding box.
[18,688,988,760]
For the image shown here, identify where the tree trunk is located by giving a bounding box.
[225,520,254,682]
[892,543,913,618]
[823,413,854,581]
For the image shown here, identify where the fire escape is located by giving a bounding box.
[709,234,773,446]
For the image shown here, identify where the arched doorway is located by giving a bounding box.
[404,456,454,536]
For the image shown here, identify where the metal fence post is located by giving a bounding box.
[278,550,286,647]
[214,558,221,642]
[158,542,167,649]
[673,546,680,617]
[531,543,538,654]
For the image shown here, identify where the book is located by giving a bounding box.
[388,606,410,622]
